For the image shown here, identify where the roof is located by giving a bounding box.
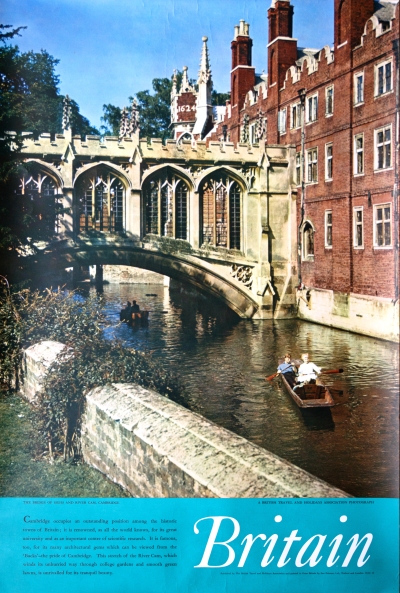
[374,0,398,22]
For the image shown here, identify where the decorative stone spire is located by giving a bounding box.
[119,107,129,139]
[129,98,139,135]
[198,36,212,87]
[192,36,214,139]
[171,70,178,97]
[62,95,72,131]
[180,66,194,93]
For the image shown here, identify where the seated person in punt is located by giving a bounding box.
[276,353,298,387]
[295,353,321,388]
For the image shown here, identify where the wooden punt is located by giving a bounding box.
[280,373,335,408]
[130,310,149,323]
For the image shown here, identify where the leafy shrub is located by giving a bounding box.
[0,285,185,461]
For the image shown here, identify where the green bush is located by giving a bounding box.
[0,284,184,462]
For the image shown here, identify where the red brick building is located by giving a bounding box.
[173,0,399,338]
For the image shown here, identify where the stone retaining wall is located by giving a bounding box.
[81,382,349,498]
[297,288,399,342]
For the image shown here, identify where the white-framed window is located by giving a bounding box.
[278,109,287,134]
[306,93,318,123]
[325,210,332,248]
[375,125,392,170]
[302,221,315,260]
[354,134,364,175]
[307,148,318,183]
[354,72,364,105]
[290,103,301,129]
[249,122,257,145]
[353,207,364,248]
[295,152,301,186]
[325,143,333,180]
[373,203,392,247]
[325,86,334,116]
[375,59,392,96]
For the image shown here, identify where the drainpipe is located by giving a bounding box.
[297,88,307,287]
[393,39,399,302]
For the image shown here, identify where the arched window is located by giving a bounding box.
[302,221,315,260]
[143,171,189,240]
[78,168,125,232]
[16,170,61,235]
[200,174,241,250]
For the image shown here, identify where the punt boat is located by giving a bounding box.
[280,373,335,408]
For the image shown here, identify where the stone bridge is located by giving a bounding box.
[17,126,298,318]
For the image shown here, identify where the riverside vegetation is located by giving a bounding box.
[0,282,185,494]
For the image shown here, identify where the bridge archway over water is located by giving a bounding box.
[33,239,260,318]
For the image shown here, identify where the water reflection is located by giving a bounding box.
[98,282,398,498]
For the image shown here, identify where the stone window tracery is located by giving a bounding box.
[143,171,189,240]
[16,170,62,235]
[78,168,125,233]
[200,175,241,250]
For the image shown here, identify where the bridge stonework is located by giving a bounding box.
[19,127,298,319]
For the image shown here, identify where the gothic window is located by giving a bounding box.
[143,171,189,240]
[200,175,241,250]
[16,171,61,236]
[78,168,125,233]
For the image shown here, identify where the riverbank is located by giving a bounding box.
[0,391,130,498]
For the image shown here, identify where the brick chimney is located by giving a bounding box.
[230,20,255,110]
[267,0,297,90]
[334,0,375,49]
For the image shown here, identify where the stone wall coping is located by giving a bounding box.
[24,340,66,366]
[85,382,349,498]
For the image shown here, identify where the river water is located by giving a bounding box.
[96,282,398,498]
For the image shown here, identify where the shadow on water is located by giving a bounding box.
[300,408,335,432]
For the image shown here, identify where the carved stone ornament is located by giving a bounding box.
[231,264,253,288]
[129,98,139,135]
[256,110,266,141]
[240,113,249,143]
[119,107,129,139]
[62,95,72,131]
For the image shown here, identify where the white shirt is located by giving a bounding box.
[298,361,321,381]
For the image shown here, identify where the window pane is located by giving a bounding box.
[384,222,391,245]
[376,207,383,221]
[384,207,390,221]
[378,66,384,94]
[385,63,391,91]
[356,225,362,246]
[377,222,383,245]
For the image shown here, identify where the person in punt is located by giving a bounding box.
[294,353,321,389]
[276,352,298,388]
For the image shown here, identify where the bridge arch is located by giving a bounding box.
[34,240,259,318]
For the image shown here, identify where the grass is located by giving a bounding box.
[0,390,130,498]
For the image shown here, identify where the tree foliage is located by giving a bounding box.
[0,25,98,270]
[0,285,185,461]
